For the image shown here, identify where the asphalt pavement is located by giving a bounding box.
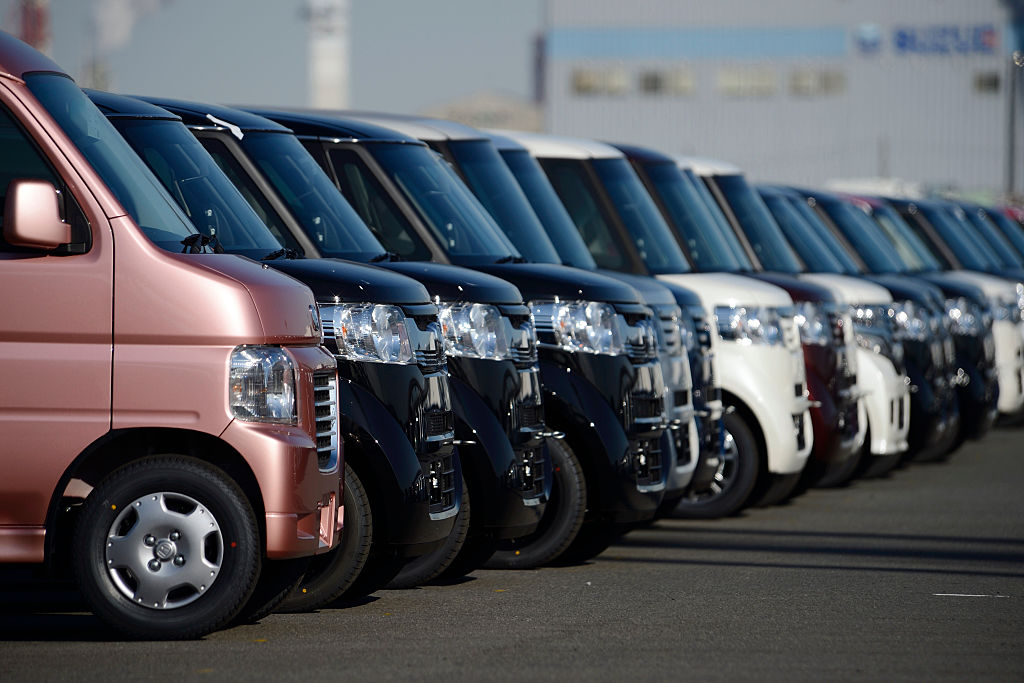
[2,427,1022,682]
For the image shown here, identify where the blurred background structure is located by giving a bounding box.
[2,0,1022,197]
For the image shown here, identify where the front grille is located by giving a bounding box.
[313,370,339,472]
[624,392,665,428]
[794,413,806,450]
[518,403,544,430]
[511,343,538,366]
[422,409,454,439]
[795,383,804,398]
[415,347,445,373]
[320,316,340,354]
[513,447,546,499]
[672,421,693,468]
[423,453,457,514]
[633,439,663,488]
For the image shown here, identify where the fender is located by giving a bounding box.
[539,359,661,521]
[337,379,458,550]
[449,375,545,536]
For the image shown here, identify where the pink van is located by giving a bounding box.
[0,32,341,639]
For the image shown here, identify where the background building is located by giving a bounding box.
[541,0,1024,195]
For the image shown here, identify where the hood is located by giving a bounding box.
[596,270,678,307]
[477,262,641,305]
[940,270,1020,305]
[748,272,838,304]
[800,273,892,306]
[381,261,523,305]
[916,273,989,306]
[655,272,793,309]
[866,274,946,311]
[268,258,431,305]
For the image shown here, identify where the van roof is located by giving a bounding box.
[489,130,622,160]
[0,31,64,80]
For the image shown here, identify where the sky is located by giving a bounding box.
[0,0,545,112]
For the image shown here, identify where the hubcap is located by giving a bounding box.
[104,492,223,610]
[681,428,739,504]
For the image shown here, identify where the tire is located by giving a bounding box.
[856,450,904,478]
[232,556,310,624]
[486,438,586,569]
[551,519,621,566]
[813,446,864,488]
[750,470,802,507]
[387,475,471,589]
[279,464,371,612]
[73,456,260,640]
[672,412,759,519]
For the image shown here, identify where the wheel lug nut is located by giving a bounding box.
[173,555,185,567]
[148,559,161,572]
[144,535,156,547]
[169,531,180,541]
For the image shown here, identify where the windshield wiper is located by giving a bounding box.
[369,251,399,263]
[261,248,301,261]
[494,255,527,264]
[180,233,224,254]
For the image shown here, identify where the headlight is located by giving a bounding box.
[945,297,985,336]
[438,302,511,359]
[991,300,1022,324]
[855,332,904,366]
[793,301,829,346]
[330,303,414,364]
[677,314,698,355]
[530,300,625,355]
[229,345,296,424]
[714,305,783,346]
[889,300,929,341]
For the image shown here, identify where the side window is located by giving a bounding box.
[0,104,89,253]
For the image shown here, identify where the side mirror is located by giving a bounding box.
[4,179,70,250]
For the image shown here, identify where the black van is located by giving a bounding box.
[132,96,557,579]
[93,92,549,601]
[245,108,670,566]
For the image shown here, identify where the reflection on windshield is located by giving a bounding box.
[368,143,520,265]
[499,149,597,269]
[813,198,904,274]
[984,208,1024,259]
[760,193,846,274]
[865,203,939,272]
[27,74,197,251]
[713,174,801,273]
[114,119,283,259]
[239,132,386,260]
[786,198,862,274]
[446,141,562,264]
[961,206,1022,269]
[642,161,745,272]
[917,205,997,271]
[590,158,691,274]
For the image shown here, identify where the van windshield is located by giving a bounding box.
[640,160,746,272]
[589,158,691,274]
[364,142,522,266]
[238,132,387,261]
[712,174,801,274]
[26,73,198,251]
[445,140,562,264]
[112,118,284,259]
[917,204,999,271]
[499,149,597,269]
[868,203,942,273]
[760,193,848,274]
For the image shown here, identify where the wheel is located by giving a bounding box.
[750,471,802,507]
[551,519,621,566]
[856,450,904,478]
[387,475,471,589]
[672,412,759,519]
[73,456,260,640]
[278,464,371,612]
[232,556,310,624]
[813,446,864,488]
[486,438,586,569]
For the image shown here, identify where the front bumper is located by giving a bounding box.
[855,348,911,456]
